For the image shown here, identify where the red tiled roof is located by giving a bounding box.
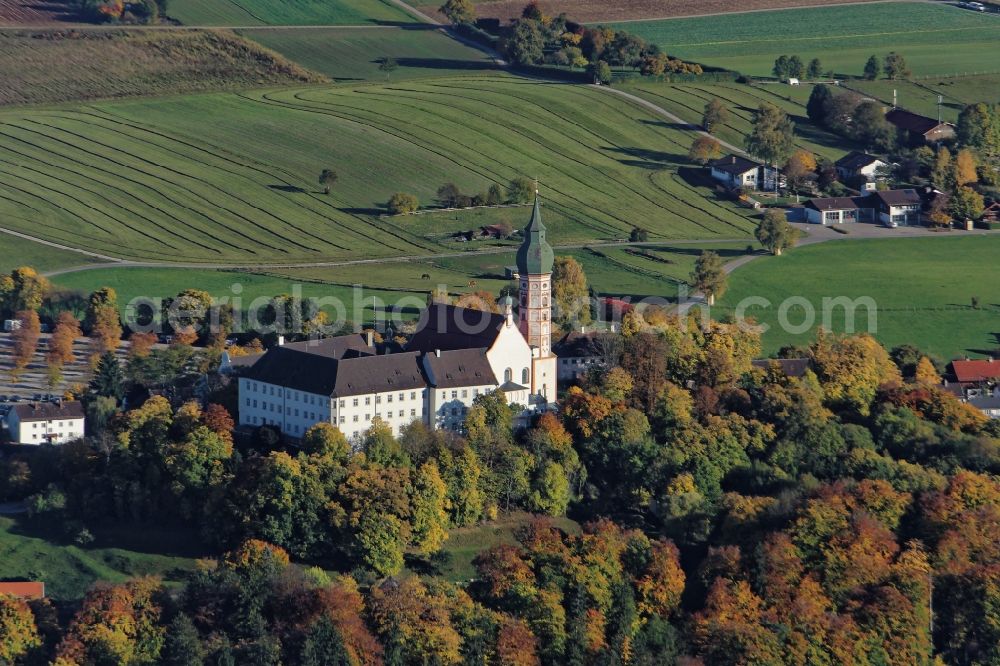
[0,582,45,599]
[951,359,1000,383]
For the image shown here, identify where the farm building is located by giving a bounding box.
[804,189,922,226]
[4,401,85,445]
[553,330,606,382]
[834,151,888,190]
[0,582,46,599]
[709,154,784,191]
[234,197,559,443]
[885,108,956,145]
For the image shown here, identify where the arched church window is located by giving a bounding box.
[522,368,529,384]
[504,368,512,383]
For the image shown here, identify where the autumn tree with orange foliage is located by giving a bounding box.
[10,310,40,382]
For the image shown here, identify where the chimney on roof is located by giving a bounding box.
[732,155,736,164]
[434,349,441,358]
[365,330,374,347]
[277,335,285,346]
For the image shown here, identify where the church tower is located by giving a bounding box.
[516,194,557,403]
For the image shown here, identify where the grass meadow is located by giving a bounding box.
[0,75,756,263]
[848,74,1000,123]
[0,234,99,274]
[168,0,415,25]
[613,3,1000,78]
[716,235,1000,360]
[0,516,203,600]
[0,29,326,107]
[240,26,498,81]
[620,80,850,161]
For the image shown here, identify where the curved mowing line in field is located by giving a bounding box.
[1,124,242,256]
[0,137,194,248]
[0,190,41,214]
[390,83,698,215]
[668,24,998,49]
[81,107,431,256]
[23,119,330,256]
[643,169,746,234]
[253,88,625,237]
[326,86,633,233]
[68,112,415,256]
[658,171,755,234]
[231,92,450,254]
[39,115,352,256]
[0,154,183,251]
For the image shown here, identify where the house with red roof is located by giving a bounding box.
[0,582,45,599]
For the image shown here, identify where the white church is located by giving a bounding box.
[235,196,558,441]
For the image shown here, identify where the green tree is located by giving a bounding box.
[318,169,338,195]
[702,98,729,134]
[950,186,985,221]
[507,18,544,65]
[439,0,475,24]
[806,57,823,79]
[378,56,398,81]
[0,266,49,319]
[957,102,999,157]
[863,54,880,80]
[630,227,649,242]
[507,177,534,204]
[89,350,125,402]
[852,100,895,151]
[691,251,728,306]
[387,192,419,215]
[301,616,352,666]
[755,208,799,256]
[744,103,795,173]
[486,183,505,206]
[786,55,804,79]
[161,613,204,666]
[884,52,910,80]
[806,84,832,125]
[772,54,790,79]
[301,422,350,462]
[590,60,612,85]
[356,512,405,577]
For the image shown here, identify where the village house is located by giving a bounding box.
[553,330,606,382]
[942,358,1000,418]
[885,108,956,146]
[235,197,558,443]
[804,189,922,226]
[0,582,46,599]
[834,151,888,191]
[709,154,783,191]
[4,401,85,445]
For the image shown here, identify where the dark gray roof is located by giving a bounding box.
[11,401,84,422]
[499,381,528,392]
[835,151,883,171]
[424,348,497,388]
[805,196,862,211]
[280,334,374,359]
[874,189,921,207]
[711,154,761,176]
[245,347,425,397]
[407,304,507,354]
[885,108,950,135]
[553,331,603,358]
[752,358,811,378]
[969,396,1000,411]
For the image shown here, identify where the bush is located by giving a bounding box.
[387,192,419,215]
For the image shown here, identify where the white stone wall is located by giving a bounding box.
[333,388,428,440]
[428,383,497,432]
[6,411,84,445]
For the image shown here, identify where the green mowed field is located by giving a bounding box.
[241,26,497,81]
[168,0,414,25]
[716,236,1000,360]
[849,74,1000,123]
[0,516,203,600]
[620,80,851,161]
[0,75,755,263]
[0,233,99,274]
[613,3,1000,77]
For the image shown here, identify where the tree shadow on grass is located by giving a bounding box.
[639,119,702,132]
[268,184,306,194]
[602,145,687,168]
[339,206,384,216]
[392,57,499,72]
[370,20,440,29]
